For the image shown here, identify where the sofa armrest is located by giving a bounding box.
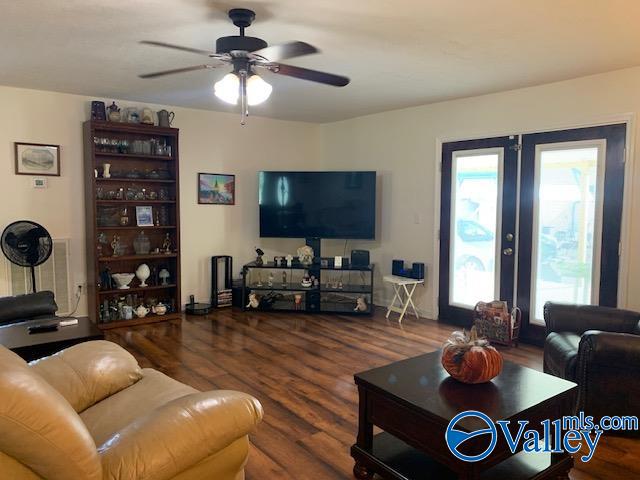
[575,331,640,419]
[0,291,57,325]
[98,390,263,480]
[578,330,640,369]
[30,340,142,413]
[544,302,640,336]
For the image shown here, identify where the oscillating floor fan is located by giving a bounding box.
[1,220,53,293]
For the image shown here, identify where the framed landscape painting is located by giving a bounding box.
[15,142,60,176]
[198,173,235,205]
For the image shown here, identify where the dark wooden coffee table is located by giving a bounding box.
[0,317,104,361]
[351,351,577,480]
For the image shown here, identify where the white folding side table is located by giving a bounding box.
[383,275,424,323]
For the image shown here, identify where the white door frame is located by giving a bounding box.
[432,114,635,320]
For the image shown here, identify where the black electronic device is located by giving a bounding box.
[392,259,426,280]
[259,171,376,239]
[351,250,370,267]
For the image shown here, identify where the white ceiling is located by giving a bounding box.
[2,0,640,123]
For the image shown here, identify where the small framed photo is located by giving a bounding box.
[15,142,60,176]
[136,206,154,227]
[198,173,235,205]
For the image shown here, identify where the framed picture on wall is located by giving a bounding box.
[198,173,235,205]
[14,142,60,176]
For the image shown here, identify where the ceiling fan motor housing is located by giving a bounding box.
[216,36,267,54]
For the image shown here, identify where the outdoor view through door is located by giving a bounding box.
[439,124,626,341]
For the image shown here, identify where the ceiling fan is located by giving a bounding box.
[140,8,350,124]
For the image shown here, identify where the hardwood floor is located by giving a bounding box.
[104,308,639,480]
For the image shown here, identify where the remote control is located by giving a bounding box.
[28,323,59,334]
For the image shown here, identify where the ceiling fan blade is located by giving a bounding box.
[269,63,350,87]
[140,40,223,58]
[251,41,318,62]
[139,64,217,79]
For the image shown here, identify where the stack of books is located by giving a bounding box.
[216,288,232,308]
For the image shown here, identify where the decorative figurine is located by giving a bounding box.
[255,247,265,266]
[103,163,111,178]
[111,235,121,257]
[294,294,303,310]
[275,256,282,267]
[107,101,121,122]
[159,268,170,285]
[162,233,172,254]
[267,272,274,287]
[119,207,129,226]
[246,292,260,309]
[135,263,150,287]
[285,254,294,267]
[256,272,263,287]
[301,271,313,288]
[337,280,344,290]
[354,296,368,312]
[282,271,287,287]
[313,277,320,287]
[297,245,314,266]
[97,232,108,257]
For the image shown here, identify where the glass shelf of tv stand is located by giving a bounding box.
[246,283,371,294]
[243,261,374,272]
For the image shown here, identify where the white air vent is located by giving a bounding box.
[0,238,72,315]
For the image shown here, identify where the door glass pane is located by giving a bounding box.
[450,152,501,308]
[532,146,601,324]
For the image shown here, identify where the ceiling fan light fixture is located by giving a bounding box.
[246,73,272,106]
[214,72,240,105]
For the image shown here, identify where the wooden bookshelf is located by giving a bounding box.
[84,120,181,329]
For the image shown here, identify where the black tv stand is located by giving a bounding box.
[241,256,374,315]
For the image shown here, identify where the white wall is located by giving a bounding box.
[5,66,640,319]
[320,66,640,317]
[0,86,320,315]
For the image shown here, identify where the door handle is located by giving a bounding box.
[503,247,514,256]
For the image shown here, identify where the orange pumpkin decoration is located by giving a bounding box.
[441,326,503,384]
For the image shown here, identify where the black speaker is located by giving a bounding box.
[351,250,370,267]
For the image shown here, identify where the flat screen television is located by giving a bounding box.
[259,171,376,239]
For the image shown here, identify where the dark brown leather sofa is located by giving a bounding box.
[543,302,640,428]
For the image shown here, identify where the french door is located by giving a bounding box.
[439,125,626,341]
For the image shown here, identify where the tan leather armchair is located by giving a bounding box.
[0,340,263,480]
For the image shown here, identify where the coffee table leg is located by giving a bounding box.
[353,385,374,479]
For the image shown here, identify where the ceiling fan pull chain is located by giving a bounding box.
[240,70,248,125]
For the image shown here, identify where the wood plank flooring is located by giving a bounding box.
[104,308,639,480]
